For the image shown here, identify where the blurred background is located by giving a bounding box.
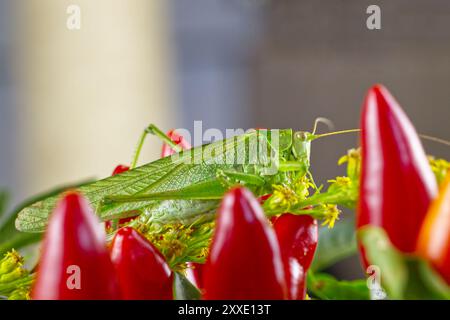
[1,0,450,278]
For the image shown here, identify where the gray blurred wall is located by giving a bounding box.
[170,0,266,133]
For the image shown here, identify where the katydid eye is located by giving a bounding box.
[295,132,308,140]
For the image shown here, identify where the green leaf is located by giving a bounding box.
[0,180,93,255]
[358,226,450,300]
[173,272,201,300]
[0,190,41,257]
[403,258,450,300]
[357,226,408,299]
[310,217,357,271]
[307,272,370,300]
[0,191,8,219]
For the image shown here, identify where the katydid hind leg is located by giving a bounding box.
[131,123,181,168]
[101,179,228,207]
[216,169,266,189]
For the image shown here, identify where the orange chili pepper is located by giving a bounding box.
[416,172,450,284]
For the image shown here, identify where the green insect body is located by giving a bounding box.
[15,127,316,233]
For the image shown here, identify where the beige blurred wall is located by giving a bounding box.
[14,0,175,198]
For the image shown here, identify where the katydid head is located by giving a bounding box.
[292,131,313,164]
[290,118,333,164]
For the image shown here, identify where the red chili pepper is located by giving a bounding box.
[258,194,271,204]
[260,196,315,299]
[112,164,130,176]
[416,172,450,284]
[358,85,438,261]
[32,192,121,300]
[105,165,136,230]
[203,187,288,300]
[110,227,173,300]
[161,129,192,157]
[273,213,318,300]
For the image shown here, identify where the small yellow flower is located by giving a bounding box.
[199,247,210,259]
[338,148,360,165]
[328,176,351,187]
[270,184,299,211]
[0,250,24,275]
[144,220,213,270]
[338,148,361,180]
[0,267,28,284]
[8,287,31,300]
[293,175,314,200]
[321,205,341,228]
[428,156,450,185]
[164,239,186,259]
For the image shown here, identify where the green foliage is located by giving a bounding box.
[0,181,92,256]
[0,191,7,220]
[403,258,450,300]
[173,272,201,300]
[311,217,357,272]
[7,287,31,300]
[358,226,450,300]
[0,250,33,300]
[0,190,41,256]
[358,226,408,299]
[307,272,370,300]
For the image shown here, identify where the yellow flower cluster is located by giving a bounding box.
[145,221,213,271]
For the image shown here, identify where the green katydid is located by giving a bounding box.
[14,119,450,234]
[16,120,354,233]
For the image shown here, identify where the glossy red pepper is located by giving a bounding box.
[358,85,438,260]
[258,194,271,204]
[273,213,318,299]
[105,165,136,229]
[32,192,121,300]
[203,187,288,300]
[110,227,173,299]
[416,172,450,284]
[260,196,315,299]
[112,164,130,176]
[161,129,192,157]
